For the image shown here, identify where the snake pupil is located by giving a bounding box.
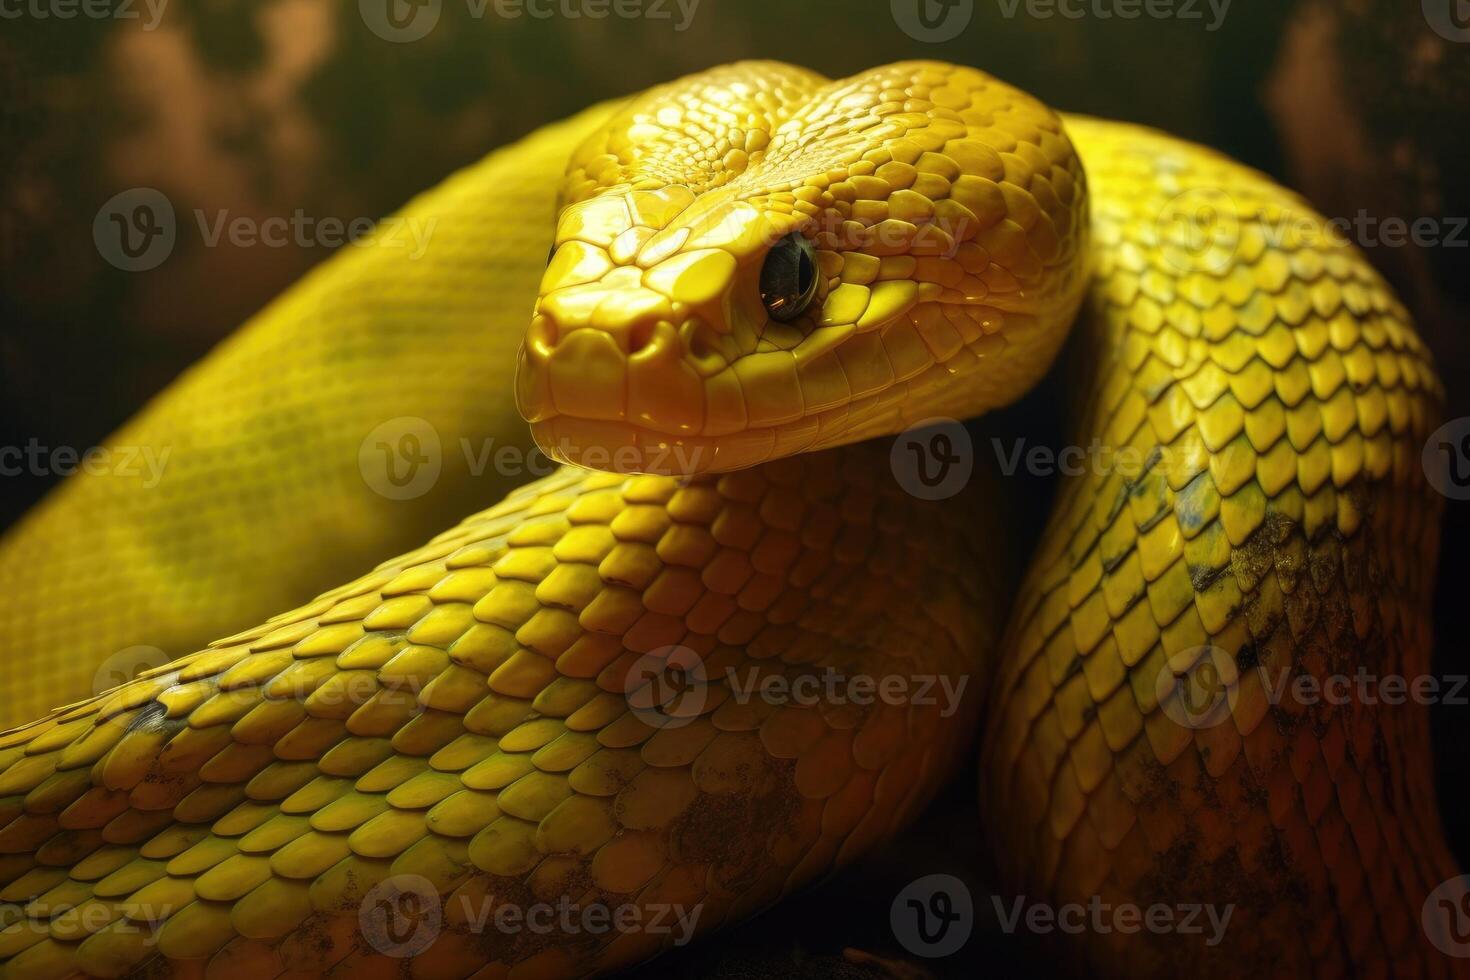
[760,232,819,322]
[797,246,814,296]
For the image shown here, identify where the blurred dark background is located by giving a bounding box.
[1,0,1466,974]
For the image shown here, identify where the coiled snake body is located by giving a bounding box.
[0,62,1459,979]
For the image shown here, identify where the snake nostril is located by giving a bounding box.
[627,320,661,356]
[686,322,715,361]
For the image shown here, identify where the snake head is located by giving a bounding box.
[516,60,1090,475]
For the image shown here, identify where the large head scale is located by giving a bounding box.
[516,61,1089,475]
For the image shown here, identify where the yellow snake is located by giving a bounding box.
[0,61,1461,979]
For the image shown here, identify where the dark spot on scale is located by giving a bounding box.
[1188,562,1224,592]
[1235,643,1259,670]
[1174,472,1212,536]
[1136,506,1170,534]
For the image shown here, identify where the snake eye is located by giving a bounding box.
[759,232,819,322]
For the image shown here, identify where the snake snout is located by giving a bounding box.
[518,219,755,474]
[516,273,728,475]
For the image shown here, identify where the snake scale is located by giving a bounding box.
[0,61,1460,978]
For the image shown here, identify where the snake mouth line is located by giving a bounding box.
[528,416,807,476]
[529,375,941,475]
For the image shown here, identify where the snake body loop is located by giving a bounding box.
[0,61,1459,979]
